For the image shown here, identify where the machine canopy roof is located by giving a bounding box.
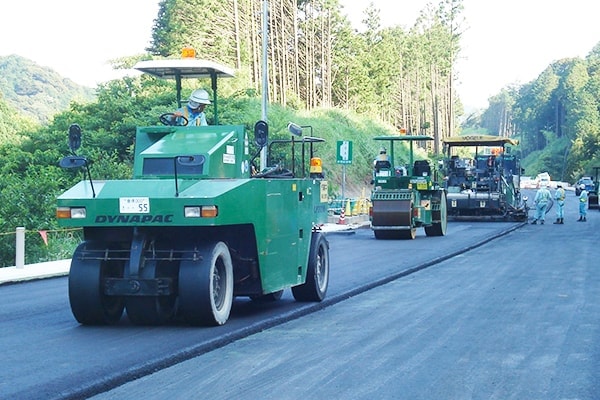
[443,135,519,147]
[373,135,434,141]
[133,59,235,79]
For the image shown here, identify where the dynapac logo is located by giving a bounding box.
[95,215,174,223]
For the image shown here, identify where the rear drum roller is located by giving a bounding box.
[397,200,416,239]
[69,241,125,325]
[374,230,412,240]
[425,191,448,237]
[292,232,329,301]
[178,242,234,326]
[372,199,415,240]
[398,227,417,240]
[125,259,178,325]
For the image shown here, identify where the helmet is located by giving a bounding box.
[580,183,586,189]
[379,147,387,154]
[188,89,211,108]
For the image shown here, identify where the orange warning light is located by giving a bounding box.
[181,47,196,59]
[310,157,323,174]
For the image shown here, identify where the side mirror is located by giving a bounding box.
[287,122,302,136]
[59,155,87,169]
[254,120,268,148]
[68,124,82,153]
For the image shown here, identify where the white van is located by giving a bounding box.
[536,172,551,188]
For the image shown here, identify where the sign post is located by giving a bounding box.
[336,140,353,200]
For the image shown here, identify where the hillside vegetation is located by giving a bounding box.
[462,44,600,182]
[0,55,95,125]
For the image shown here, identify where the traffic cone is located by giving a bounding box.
[337,208,346,225]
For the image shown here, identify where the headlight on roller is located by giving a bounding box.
[56,207,86,219]
[184,205,218,218]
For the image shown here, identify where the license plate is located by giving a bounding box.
[120,197,150,214]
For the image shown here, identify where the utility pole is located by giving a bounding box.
[260,0,269,171]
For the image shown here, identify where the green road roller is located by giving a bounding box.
[369,135,447,240]
[57,56,330,326]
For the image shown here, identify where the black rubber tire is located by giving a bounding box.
[125,259,178,325]
[69,241,124,325]
[292,233,329,302]
[178,242,234,326]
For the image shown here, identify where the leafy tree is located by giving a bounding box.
[480,88,517,136]
[0,95,36,144]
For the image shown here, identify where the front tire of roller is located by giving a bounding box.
[178,242,234,326]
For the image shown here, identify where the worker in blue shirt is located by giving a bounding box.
[553,184,566,224]
[531,182,551,224]
[577,184,588,222]
[173,89,211,126]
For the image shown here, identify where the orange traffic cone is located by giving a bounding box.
[338,208,346,225]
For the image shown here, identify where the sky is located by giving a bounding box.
[1,0,599,110]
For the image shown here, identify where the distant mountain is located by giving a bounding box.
[0,55,96,124]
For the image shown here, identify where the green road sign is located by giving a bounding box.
[336,140,353,164]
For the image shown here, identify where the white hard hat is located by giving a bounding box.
[580,183,586,189]
[188,89,211,108]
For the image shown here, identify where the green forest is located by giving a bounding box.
[0,0,599,267]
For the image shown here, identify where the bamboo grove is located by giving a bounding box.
[147,0,464,153]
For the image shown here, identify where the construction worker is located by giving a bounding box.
[172,89,211,126]
[577,183,588,221]
[371,147,391,184]
[531,182,551,224]
[553,183,566,224]
[373,147,390,165]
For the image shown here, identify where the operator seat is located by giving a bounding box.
[413,160,431,177]
[374,160,392,172]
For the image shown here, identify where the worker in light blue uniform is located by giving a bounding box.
[553,183,566,224]
[172,89,211,126]
[577,184,588,222]
[531,182,551,224]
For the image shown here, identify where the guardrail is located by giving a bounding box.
[15,227,24,269]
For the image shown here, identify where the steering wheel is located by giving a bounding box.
[159,113,188,126]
